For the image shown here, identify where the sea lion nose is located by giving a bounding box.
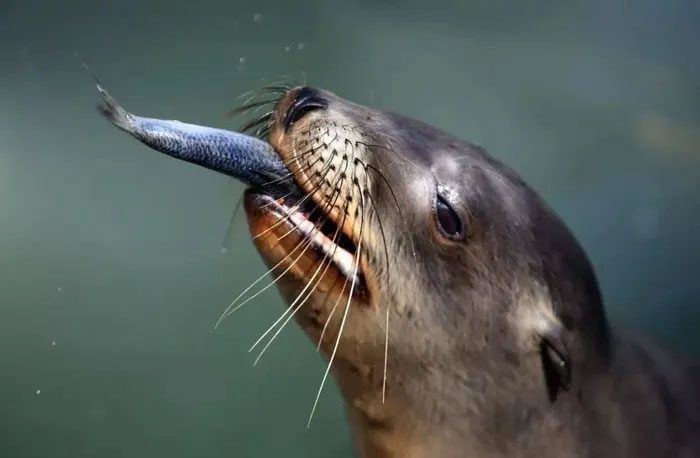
[283,87,328,131]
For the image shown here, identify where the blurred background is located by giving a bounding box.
[0,0,698,456]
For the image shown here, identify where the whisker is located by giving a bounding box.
[313,141,364,350]
[228,98,279,117]
[257,145,328,190]
[315,202,352,349]
[214,220,320,328]
[251,184,346,364]
[251,156,336,241]
[362,186,391,404]
[215,180,338,327]
[235,90,256,101]
[215,159,339,326]
[308,188,365,427]
[219,147,346,326]
[249,131,341,238]
[316,269,349,350]
[261,84,292,93]
[240,111,274,133]
[246,159,348,351]
[359,159,418,267]
[383,299,389,403]
[313,162,354,350]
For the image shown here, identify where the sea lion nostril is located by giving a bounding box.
[284,87,328,131]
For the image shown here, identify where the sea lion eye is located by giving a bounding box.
[284,88,327,130]
[434,194,465,240]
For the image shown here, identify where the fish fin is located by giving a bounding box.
[74,52,135,132]
[96,85,135,132]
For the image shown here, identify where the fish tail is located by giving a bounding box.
[74,52,136,132]
[97,85,135,132]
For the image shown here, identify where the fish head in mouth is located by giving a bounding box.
[243,86,609,412]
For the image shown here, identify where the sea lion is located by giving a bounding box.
[98,84,699,458]
[241,87,700,458]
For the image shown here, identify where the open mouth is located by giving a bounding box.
[244,188,366,297]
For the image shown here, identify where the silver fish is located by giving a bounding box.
[96,84,289,189]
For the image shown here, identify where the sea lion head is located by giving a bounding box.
[243,86,612,452]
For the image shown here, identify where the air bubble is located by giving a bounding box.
[253,13,264,23]
[297,42,305,51]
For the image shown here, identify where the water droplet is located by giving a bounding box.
[297,42,305,51]
[253,13,263,23]
[35,389,41,395]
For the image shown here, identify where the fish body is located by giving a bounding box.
[97,85,290,190]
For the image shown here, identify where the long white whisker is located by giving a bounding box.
[307,236,362,428]
[214,217,321,328]
[214,151,339,328]
[252,248,336,365]
[308,183,365,427]
[252,157,334,241]
[383,305,389,403]
[248,178,347,356]
[316,276,347,350]
[248,243,330,356]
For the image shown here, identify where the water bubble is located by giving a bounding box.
[297,42,305,51]
[253,13,264,23]
[238,57,247,73]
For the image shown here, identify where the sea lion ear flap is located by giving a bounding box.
[539,326,571,402]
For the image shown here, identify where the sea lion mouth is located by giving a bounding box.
[239,87,378,306]
[243,183,367,301]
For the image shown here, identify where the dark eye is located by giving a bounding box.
[435,194,465,240]
[284,88,327,130]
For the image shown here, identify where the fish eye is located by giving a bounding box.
[434,193,465,241]
[284,88,327,130]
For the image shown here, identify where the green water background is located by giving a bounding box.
[0,0,698,456]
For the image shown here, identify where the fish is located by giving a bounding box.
[95,84,292,192]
